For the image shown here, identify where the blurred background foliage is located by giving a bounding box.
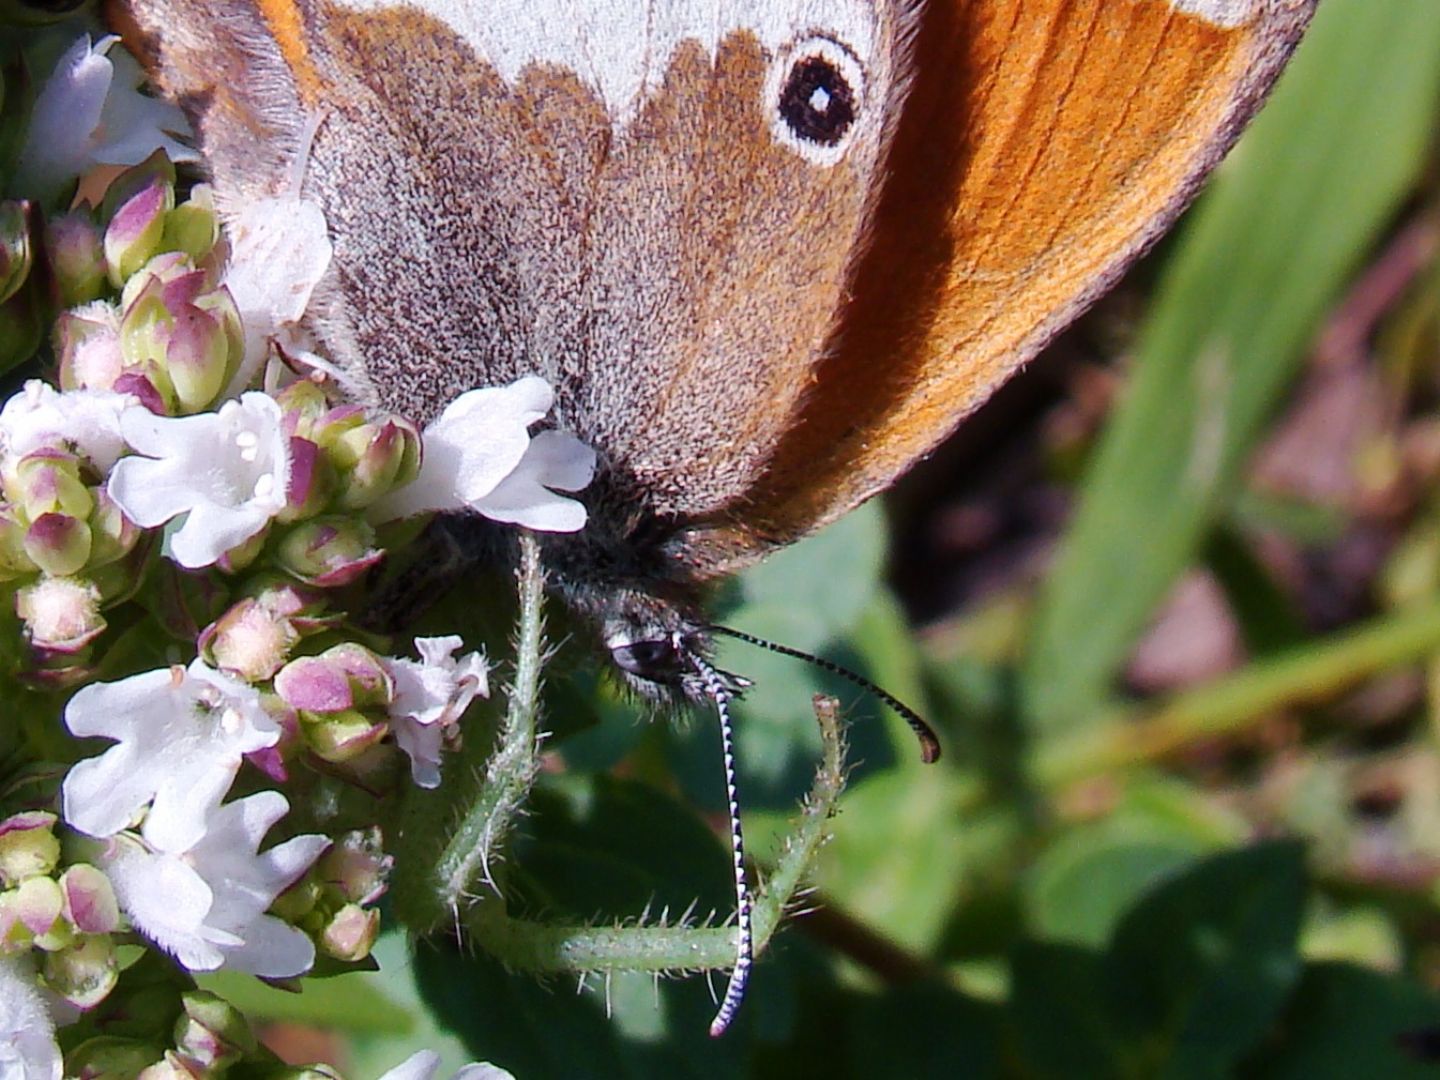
[21,0,1440,1075]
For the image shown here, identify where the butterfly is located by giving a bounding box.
[103,0,1317,1033]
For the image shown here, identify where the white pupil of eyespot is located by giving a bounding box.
[808,86,832,113]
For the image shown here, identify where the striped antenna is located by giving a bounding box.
[688,646,753,1038]
[710,624,942,764]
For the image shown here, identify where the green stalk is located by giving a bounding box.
[1034,599,1440,788]
[467,694,848,976]
[398,531,547,933]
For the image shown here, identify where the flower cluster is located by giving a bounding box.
[0,19,592,1078]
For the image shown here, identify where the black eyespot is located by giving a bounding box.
[778,55,857,147]
[766,36,868,165]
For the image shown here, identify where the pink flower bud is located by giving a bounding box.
[201,596,300,682]
[55,301,124,392]
[23,513,93,577]
[317,828,391,906]
[274,516,383,587]
[274,643,392,713]
[88,487,142,568]
[59,863,120,934]
[10,449,93,520]
[104,177,175,287]
[319,903,379,963]
[277,435,333,522]
[16,576,105,652]
[45,212,107,308]
[11,875,64,940]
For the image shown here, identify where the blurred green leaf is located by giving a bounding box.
[1011,942,1131,1080]
[820,768,1009,955]
[1025,833,1203,949]
[1106,841,1307,1075]
[515,774,733,920]
[196,970,411,1033]
[733,502,886,651]
[1013,842,1308,1077]
[1239,962,1440,1079]
[1024,0,1440,729]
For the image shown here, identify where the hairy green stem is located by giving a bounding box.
[1034,598,1440,788]
[467,694,848,976]
[402,531,548,933]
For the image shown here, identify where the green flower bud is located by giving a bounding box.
[65,1037,165,1080]
[0,504,36,579]
[100,150,178,230]
[318,411,423,510]
[0,199,33,305]
[137,1050,204,1080]
[275,380,332,432]
[0,810,58,884]
[44,933,118,1009]
[119,254,242,414]
[162,185,221,263]
[304,709,388,763]
[274,516,382,587]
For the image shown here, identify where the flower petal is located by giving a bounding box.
[0,955,63,1080]
[474,431,595,533]
[371,377,564,522]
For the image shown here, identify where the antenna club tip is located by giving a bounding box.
[708,1019,729,1039]
[920,738,941,765]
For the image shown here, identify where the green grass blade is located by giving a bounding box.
[1022,0,1440,730]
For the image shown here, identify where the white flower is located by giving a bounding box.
[0,955,62,1080]
[220,196,334,395]
[372,376,595,531]
[107,392,292,568]
[10,35,196,205]
[62,659,281,853]
[0,380,133,472]
[104,791,328,977]
[385,636,489,789]
[378,1050,514,1080]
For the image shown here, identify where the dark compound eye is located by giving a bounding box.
[610,637,683,681]
[767,36,867,165]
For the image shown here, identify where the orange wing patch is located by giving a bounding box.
[719,0,1313,563]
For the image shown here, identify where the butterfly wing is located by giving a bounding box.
[681,0,1317,574]
[106,0,920,521]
